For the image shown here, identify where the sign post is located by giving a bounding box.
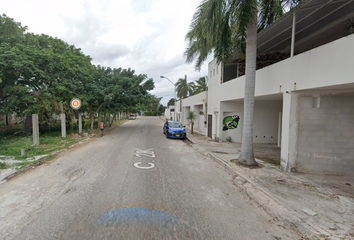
[70,98,82,135]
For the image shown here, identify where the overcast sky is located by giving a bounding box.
[1,0,212,105]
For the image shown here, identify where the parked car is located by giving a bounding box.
[163,121,186,139]
[129,114,136,120]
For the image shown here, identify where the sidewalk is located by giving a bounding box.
[185,127,354,240]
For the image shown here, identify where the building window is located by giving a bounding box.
[216,66,218,74]
[223,63,238,83]
[213,69,215,76]
[210,71,212,78]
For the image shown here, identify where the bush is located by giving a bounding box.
[144,111,156,116]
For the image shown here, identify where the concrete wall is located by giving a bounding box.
[207,34,354,173]
[253,101,282,144]
[180,91,208,135]
[208,33,354,103]
[295,94,354,173]
[194,105,205,130]
[220,100,282,143]
[220,101,243,142]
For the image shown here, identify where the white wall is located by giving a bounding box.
[208,33,354,103]
[206,34,354,173]
[220,101,243,142]
[253,101,282,144]
[180,91,208,135]
[219,100,282,143]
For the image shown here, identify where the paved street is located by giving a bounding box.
[0,117,300,240]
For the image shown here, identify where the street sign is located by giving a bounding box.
[70,98,82,110]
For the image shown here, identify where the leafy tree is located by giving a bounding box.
[86,66,154,127]
[0,15,156,132]
[142,94,161,115]
[186,111,196,134]
[1,30,94,130]
[158,104,165,114]
[167,98,175,107]
[185,0,301,166]
[175,75,194,112]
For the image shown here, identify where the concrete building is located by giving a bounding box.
[177,0,354,174]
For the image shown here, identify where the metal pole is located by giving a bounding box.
[160,76,176,121]
[291,12,296,57]
[174,86,176,121]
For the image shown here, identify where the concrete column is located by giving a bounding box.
[79,114,82,134]
[97,112,101,129]
[277,112,282,147]
[60,113,66,138]
[280,92,299,171]
[32,114,39,145]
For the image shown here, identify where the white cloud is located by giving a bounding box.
[1,0,212,105]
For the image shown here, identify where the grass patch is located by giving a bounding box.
[0,124,80,162]
[0,162,8,169]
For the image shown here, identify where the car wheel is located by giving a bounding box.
[166,132,169,138]
[163,128,165,134]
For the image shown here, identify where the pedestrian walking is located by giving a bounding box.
[100,121,105,137]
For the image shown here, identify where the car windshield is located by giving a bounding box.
[169,122,183,128]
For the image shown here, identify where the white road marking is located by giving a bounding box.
[133,162,155,169]
[134,149,155,158]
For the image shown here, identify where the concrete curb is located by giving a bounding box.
[187,140,326,240]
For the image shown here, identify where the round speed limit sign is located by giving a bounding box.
[70,98,82,110]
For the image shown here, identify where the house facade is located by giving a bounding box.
[177,0,354,174]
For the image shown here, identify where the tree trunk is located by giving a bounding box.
[90,113,94,131]
[97,112,101,129]
[109,113,116,127]
[238,18,258,166]
[6,114,9,126]
[191,123,194,134]
[87,103,104,129]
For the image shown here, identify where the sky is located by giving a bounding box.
[1,0,212,106]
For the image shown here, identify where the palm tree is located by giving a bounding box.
[185,0,301,166]
[193,76,208,95]
[186,111,197,134]
[175,75,195,112]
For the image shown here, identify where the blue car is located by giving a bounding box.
[163,121,186,139]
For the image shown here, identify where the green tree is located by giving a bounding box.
[193,76,208,95]
[167,98,175,107]
[158,104,165,114]
[0,15,156,132]
[185,0,301,166]
[175,75,194,112]
[186,111,196,134]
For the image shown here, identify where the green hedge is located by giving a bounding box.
[144,111,156,116]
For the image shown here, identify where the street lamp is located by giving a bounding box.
[160,76,176,121]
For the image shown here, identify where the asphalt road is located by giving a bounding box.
[0,117,300,240]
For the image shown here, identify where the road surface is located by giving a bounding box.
[0,117,299,239]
